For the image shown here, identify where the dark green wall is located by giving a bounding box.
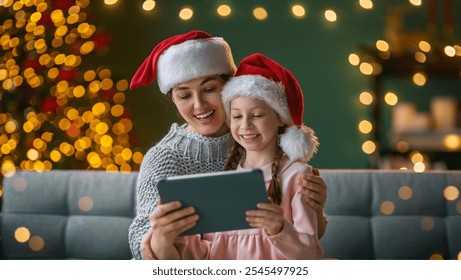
[90,0,448,169]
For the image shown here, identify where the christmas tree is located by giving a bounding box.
[0,0,142,204]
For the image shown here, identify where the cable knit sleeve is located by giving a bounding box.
[128,145,180,260]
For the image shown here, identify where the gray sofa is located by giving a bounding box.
[1,170,460,260]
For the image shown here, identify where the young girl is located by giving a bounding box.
[129,31,327,259]
[220,53,322,259]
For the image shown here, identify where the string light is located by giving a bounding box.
[217,4,231,17]
[409,0,422,7]
[359,0,374,10]
[412,72,426,86]
[291,5,306,18]
[324,9,337,22]
[418,41,431,52]
[179,7,193,20]
[0,0,142,177]
[142,0,156,11]
[444,46,456,57]
[104,0,118,5]
[384,92,398,106]
[359,91,374,105]
[253,7,268,21]
[348,53,360,66]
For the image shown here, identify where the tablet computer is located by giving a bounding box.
[157,168,268,236]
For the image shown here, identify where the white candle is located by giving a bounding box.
[392,102,417,133]
[430,96,458,130]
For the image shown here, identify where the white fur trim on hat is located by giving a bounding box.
[157,38,236,93]
[280,125,319,162]
[221,75,293,125]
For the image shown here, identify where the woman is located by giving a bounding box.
[129,30,327,260]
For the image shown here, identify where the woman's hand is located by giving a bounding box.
[299,168,328,238]
[300,168,327,213]
[246,202,284,236]
[141,200,198,259]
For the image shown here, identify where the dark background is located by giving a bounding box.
[88,0,461,169]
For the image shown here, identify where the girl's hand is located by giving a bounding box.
[246,202,284,236]
[148,201,199,258]
[299,168,327,213]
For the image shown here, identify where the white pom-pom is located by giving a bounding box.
[280,125,319,162]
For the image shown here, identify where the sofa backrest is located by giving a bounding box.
[1,170,137,259]
[2,169,461,260]
[320,170,461,260]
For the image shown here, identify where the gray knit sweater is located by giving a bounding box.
[128,123,231,259]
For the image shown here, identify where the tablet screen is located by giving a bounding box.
[157,168,268,235]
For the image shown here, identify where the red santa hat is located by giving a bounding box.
[221,53,319,162]
[130,30,237,93]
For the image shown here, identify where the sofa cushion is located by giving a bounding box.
[321,170,461,260]
[1,170,137,259]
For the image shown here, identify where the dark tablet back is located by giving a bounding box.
[157,169,268,235]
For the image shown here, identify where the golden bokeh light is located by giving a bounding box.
[324,9,337,22]
[415,51,426,63]
[359,91,374,105]
[410,152,424,164]
[420,217,435,231]
[429,253,443,260]
[376,40,389,52]
[14,227,31,243]
[443,185,460,201]
[359,62,373,75]
[443,134,461,151]
[419,41,431,52]
[358,120,372,134]
[217,4,231,17]
[380,201,395,215]
[50,150,62,162]
[444,46,456,57]
[362,140,376,154]
[291,5,306,18]
[26,148,39,161]
[116,80,129,92]
[398,186,413,200]
[78,196,94,212]
[29,235,45,252]
[133,151,144,164]
[142,0,156,11]
[413,72,426,86]
[179,7,193,20]
[413,162,425,172]
[105,0,118,5]
[111,104,124,117]
[348,53,360,66]
[359,0,374,9]
[13,177,27,192]
[253,7,268,21]
[384,92,398,106]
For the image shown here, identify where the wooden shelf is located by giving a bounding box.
[392,129,461,152]
[359,44,461,169]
